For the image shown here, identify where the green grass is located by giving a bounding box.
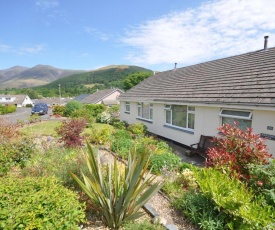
[20,121,115,138]
[20,120,62,137]
[83,123,115,135]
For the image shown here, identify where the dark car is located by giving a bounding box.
[31,103,48,115]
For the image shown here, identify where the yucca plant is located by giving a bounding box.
[70,142,163,229]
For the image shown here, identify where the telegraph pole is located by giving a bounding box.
[59,84,61,104]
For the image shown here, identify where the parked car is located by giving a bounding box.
[31,103,48,115]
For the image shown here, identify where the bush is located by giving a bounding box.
[52,104,65,116]
[0,176,85,229]
[0,104,16,114]
[64,100,83,117]
[149,152,182,175]
[111,120,127,129]
[89,125,113,145]
[20,147,89,189]
[96,111,111,124]
[207,123,272,181]
[71,143,163,229]
[194,167,275,229]
[28,114,42,123]
[173,190,228,230]
[0,137,36,176]
[111,130,134,159]
[248,159,275,206]
[127,123,147,136]
[0,118,19,144]
[84,104,106,117]
[55,118,87,148]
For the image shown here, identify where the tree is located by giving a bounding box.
[123,72,152,91]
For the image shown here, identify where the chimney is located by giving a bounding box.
[174,63,177,70]
[264,36,269,50]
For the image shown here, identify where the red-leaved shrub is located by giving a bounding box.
[207,123,272,181]
[55,118,87,148]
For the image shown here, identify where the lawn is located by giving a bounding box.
[20,120,62,137]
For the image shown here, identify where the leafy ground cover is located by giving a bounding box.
[1,105,275,229]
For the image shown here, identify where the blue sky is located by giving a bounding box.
[1,0,275,71]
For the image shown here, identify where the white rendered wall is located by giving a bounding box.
[119,101,275,156]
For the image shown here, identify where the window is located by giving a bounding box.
[125,102,130,113]
[220,109,252,131]
[137,102,153,120]
[165,105,195,130]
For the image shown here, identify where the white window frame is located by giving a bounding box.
[219,109,252,130]
[165,104,195,131]
[219,109,252,120]
[137,102,153,121]
[125,102,130,113]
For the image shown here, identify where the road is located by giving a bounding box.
[1,107,53,124]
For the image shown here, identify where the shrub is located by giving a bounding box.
[52,104,65,116]
[111,130,134,159]
[28,114,42,123]
[108,104,120,118]
[127,123,147,136]
[0,104,16,114]
[0,137,36,176]
[194,167,275,229]
[149,152,182,175]
[71,143,163,229]
[84,104,106,117]
[20,146,89,189]
[64,100,83,117]
[55,118,87,148]
[89,125,113,145]
[173,190,228,230]
[248,159,275,206]
[96,111,111,124]
[0,118,19,144]
[111,120,127,129]
[0,176,85,229]
[207,123,272,181]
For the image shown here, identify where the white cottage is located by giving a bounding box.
[0,94,33,107]
[119,38,275,157]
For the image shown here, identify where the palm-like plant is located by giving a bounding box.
[70,142,163,229]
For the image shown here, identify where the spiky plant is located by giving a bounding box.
[71,143,163,229]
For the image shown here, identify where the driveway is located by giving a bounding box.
[1,107,53,124]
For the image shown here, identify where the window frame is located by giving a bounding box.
[125,102,130,113]
[219,109,252,130]
[165,104,195,131]
[219,109,252,120]
[137,102,153,121]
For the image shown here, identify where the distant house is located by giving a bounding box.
[74,88,123,106]
[119,38,275,156]
[32,97,72,107]
[0,94,33,107]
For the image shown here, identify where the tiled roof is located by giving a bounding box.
[73,94,90,102]
[119,47,275,107]
[80,88,123,104]
[0,94,27,104]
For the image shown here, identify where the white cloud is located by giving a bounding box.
[85,27,111,41]
[35,0,59,9]
[122,0,275,67]
[18,44,46,55]
[0,44,12,52]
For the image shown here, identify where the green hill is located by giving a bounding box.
[22,65,152,98]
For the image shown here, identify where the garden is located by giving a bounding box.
[0,100,274,230]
